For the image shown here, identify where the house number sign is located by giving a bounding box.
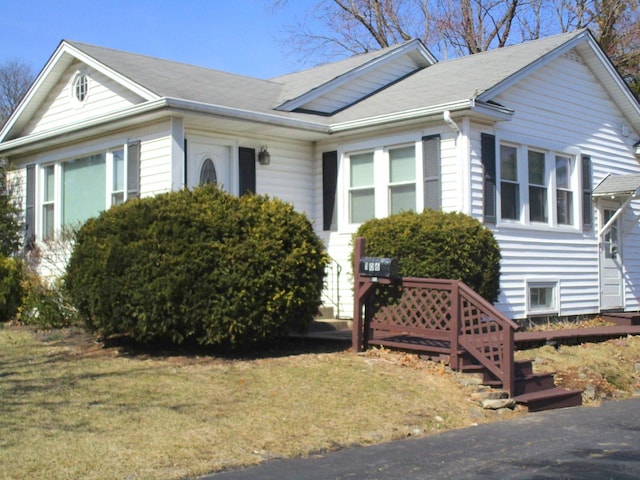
[359,256,399,279]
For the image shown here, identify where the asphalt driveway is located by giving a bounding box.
[201,397,640,480]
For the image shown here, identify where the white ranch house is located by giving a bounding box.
[2,30,640,322]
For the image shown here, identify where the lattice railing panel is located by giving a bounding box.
[458,291,508,375]
[371,285,454,332]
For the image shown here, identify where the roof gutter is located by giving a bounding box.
[329,99,513,133]
[0,97,331,155]
[163,97,330,133]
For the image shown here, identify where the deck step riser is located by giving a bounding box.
[522,393,583,412]
[514,375,556,395]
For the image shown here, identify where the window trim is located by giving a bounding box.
[71,71,89,105]
[526,280,560,316]
[341,137,422,230]
[495,139,582,230]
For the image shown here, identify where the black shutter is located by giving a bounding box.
[422,135,441,210]
[183,138,188,188]
[322,151,338,231]
[127,141,141,199]
[25,164,35,249]
[239,147,256,195]
[582,155,593,228]
[481,133,496,223]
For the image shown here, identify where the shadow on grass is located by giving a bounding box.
[101,333,352,360]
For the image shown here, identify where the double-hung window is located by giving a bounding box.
[495,140,582,228]
[346,142,419,225]
[388,146,416,215]
[42,165,55,240]
[349,152,375,223]
[528,150,547,223]
[500,145,519,220]
[555,155,573,225]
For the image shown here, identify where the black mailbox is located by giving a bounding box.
[359,256,399,279]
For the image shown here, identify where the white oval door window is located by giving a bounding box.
[199,158,217,185]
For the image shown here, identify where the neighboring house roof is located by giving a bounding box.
[593,173,640,198]
[1,28,639,150]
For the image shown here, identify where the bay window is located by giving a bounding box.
[36,143,139,239]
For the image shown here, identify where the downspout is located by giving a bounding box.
[443,111,471,214]
[443,110,460,134]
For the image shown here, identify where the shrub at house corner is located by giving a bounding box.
[355,210,501,303]
[64,185,328,348]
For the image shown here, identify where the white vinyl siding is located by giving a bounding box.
[23,63,144,136]
[293,55,423,114]
[484,50,640,319]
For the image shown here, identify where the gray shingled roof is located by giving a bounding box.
[329,30,585,123]
[69,30,585,125]
[68,41,284,112]
[593,173,640,197]
[269,40,425,106]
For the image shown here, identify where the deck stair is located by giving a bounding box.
[351,237,584,413]
[460,355,582,412]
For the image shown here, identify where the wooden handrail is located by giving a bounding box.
[352,237,519,396]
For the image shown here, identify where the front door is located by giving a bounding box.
[599,203,623,310]
[187,140,231,190]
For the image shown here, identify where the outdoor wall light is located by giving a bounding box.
[258,145,271,165]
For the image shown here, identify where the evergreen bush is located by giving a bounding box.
[0,255,24,322]
[64,185,328,348]
[355,210,501,302]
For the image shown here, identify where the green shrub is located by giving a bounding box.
[0,255,25,322]
[18,274,79,329]
[64,185,328,348]
[355,210,501,302]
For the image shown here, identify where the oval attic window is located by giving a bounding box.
[73,72,88,102]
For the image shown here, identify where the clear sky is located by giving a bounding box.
[0,0,320,79]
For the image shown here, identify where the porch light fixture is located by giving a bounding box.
[258,145,271,165]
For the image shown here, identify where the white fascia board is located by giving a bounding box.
[63,42,159,101]
[0,44,70,142]
[278,40,434,112]
[164,97,330,133]
[0,99,169,155]
[329,100,513,133]
[580,38,640,133]
[0,41,159,143]
[0,97,331,155]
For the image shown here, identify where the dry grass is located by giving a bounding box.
[0,325,503,480]
[3,324,638,480]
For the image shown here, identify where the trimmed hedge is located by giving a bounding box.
[355,210,501,302]
[0,255,24,322]
[64,186,328,348]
